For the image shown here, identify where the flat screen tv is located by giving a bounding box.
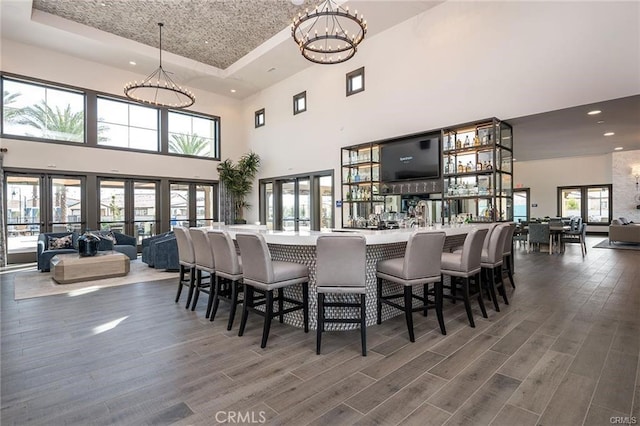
[380,135,440,182]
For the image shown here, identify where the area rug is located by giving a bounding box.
[593,239,640,251]
[14,260,179,300]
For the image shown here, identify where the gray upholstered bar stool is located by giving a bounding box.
[376,230,447,342]
[236,232,309,349]
[173,226,196,309]
[188,228,215,316]
[502,223,516,288]
[316,234,367,356]
[481,223,511,312]
[207,229,244,330]
[441,228,489,328]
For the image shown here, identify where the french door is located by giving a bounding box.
[98,178,159,243]
[281,178,310,232]
[169,182,218,229]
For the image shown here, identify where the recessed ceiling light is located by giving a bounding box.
[230,89,236,93]
[614,147,623,151]
[597,120,604,124]
[204,41,208,44]
[129,61,136,66]
[604,132,615,136]
[587,110,601,115]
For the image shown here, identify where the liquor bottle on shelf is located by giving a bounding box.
[476,161,483,171]
[446,136,453,151]
[474,135,480,146]
[486,160,493,170]
[464,135,471,148]
[456,138,462,149]
[457,161,464,173]
[354,171,360,182]
[465,161,473,173]
[483,160,489,170]
[347,171,352,183]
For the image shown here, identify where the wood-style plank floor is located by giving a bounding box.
[2,236,639,425]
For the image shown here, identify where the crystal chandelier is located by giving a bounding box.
[124,23,195,108]
[291,0,367,65]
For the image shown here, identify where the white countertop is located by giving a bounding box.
[219,223,492,246]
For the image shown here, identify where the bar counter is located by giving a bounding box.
[223,224,490,330]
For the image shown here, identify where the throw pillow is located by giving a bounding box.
[105,231,118,244]
[619,217,630,225]
[48,234,74,250]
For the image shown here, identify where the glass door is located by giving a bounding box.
[170,183,190,228]
[50,177,83,233]
[195,183,217,227]
[99,180,126,232]
[513,188,529,223]
[6,175,41,257]
[133,181,158,243]
[280,178,310,232]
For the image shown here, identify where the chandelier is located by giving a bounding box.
[124,23,195,109]
[291,0,367,65]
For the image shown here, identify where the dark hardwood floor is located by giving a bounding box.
[2,236,639,425]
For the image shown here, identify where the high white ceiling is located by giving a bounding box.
[1,0,639,161]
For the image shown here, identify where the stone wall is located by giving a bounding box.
[612,150,640,222]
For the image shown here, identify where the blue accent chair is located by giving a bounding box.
[142,232,179,271]
[37,232,79,272]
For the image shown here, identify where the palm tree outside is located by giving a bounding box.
[3,90,22,123]
[15,101,84,142]
[169,133,210,156]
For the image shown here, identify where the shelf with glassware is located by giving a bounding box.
[341,143,385,228]
[441,119,513,224]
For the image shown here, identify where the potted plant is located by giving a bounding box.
[217,152,260,224]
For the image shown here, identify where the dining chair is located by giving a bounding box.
[316,234,367,355]
[207,229,244,330]
[377,230,447,341]
[441,228,489,328]
[481,223,510,312]
[188,228,215,316]
[236,232,309,349]
[173,226,196,309]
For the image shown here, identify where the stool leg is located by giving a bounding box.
[463,277,475,328]
[316,293,324,355]
[278,288,284,323]
[185,267,196,309]
[435,282,446,335]
[227,280,239,331]
[175,265,186,302]
[497,266,509,305]
[360,293,367,356]
[476,273,488,319]
[404,286,415,342]
[303,282,309,333]
[487,267,500,312]
[261,290,274,348]
[238,284,251,337]
[191,269,202,311]
[376,277,383,325]
[423,283,429,317]
[506,254,516,289]
[210,276,221,322]
[205,273,215,319]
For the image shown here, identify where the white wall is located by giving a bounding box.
[241,1,640,224]
[513,154,612,219]
[0,40,248,180]
[612,150,640,222]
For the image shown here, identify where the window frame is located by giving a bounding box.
[293,91,307,115]
[1,75,87,144]
[557,184,612,226]
[255,108,265,128]
[167,109,220,160]
[1,72,221,161]
[97,96,160,152]
[346,67,365,97]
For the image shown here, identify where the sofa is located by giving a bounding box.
[141,232,179,271]
[37,232,80,272]
[609,218,640,244]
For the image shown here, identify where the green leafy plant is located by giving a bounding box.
[16,101,84,142]
[3,90,22,123]
[217,152,260,223]
[169,133,210,156]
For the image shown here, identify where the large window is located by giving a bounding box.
[2,77,85,142]
[513,188,530,223]
[97,97,158,151]
[168,111,219,158]
[558,184,611,225]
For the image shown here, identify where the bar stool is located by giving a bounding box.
[502,223,516,288]
[236,232,309,349]
[316,234,367,356]
[207,229,243,330]
[441,228,488,328]
[376,230,447,342]
[173,226,196,309]
[188,228,215,316]
[481,223,510,312]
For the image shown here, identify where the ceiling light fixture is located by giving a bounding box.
[291,0,367,65]
[124,23,195,109]
[604,132,615,136]
[587,110,601,115]
[614,147,623,151]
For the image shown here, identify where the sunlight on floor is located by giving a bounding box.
[92,316,129,335]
